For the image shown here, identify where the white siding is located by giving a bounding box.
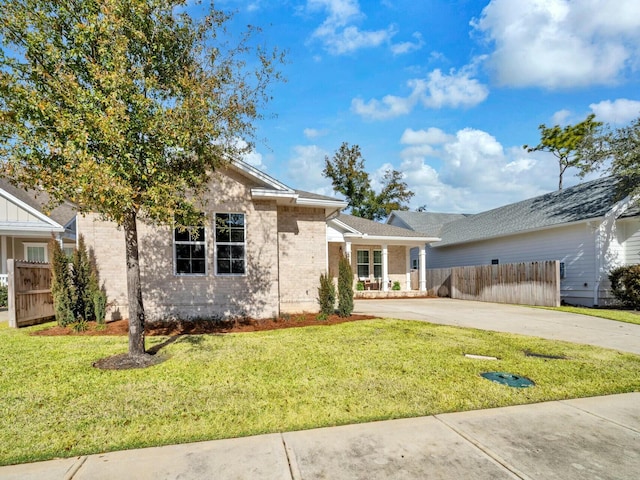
[428,223,598,306]
[0,196,42,223]
[621,218,640,264]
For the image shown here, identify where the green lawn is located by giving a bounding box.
[1,318,639,466]
[542,306,640,325]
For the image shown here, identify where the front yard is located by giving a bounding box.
[1,318,639,466]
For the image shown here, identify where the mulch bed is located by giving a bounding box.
[31,313,377,337]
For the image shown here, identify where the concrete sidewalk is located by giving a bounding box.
[354,298,640,355]
[1,393,638,479]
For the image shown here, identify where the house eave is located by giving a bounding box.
[341,233,440,246]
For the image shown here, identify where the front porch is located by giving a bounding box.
[354,289,432,299]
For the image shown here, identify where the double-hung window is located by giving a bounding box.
[24,243,48,263]
[174,222,206,275]
[215,213,246,275]
[373,250,382,279]
[356,250,369,278]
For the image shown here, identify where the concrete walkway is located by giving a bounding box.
[1,393,638,479]
[354,298,640,355]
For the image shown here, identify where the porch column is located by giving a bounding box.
[344,241,351,262]
[382,244,389,292]
[405,246,411,290]
[419,245,426,291]
[1,236,6,274]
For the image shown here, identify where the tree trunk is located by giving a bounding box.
[123,209,146,356]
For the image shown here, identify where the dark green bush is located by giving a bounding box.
[392,281,401,291]
[0,285,7,308]
[337,255,354,317]
[50,237,75,326]
[317,272,336,316]
[609,265,640,309]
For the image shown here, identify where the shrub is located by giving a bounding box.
[49,237,75,326]
[392,281,401,291]
[337,254,354,317]
[0,285,7,308]
[356,281,364,291]
[609,265,640,310]
[317,272,336,316]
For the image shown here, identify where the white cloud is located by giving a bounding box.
[351,66,488,120]
[590,99,640,124]
[473,0,640,88]
[303,128,329,139]
[551,109,572,125]
[283,145,334,196]
[395,126,593,213]
[307,0,396,54]
[390,32,425,56]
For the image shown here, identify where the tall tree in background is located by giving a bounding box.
[0,0,282,360]
[323,142,414,221]
[524,114,602,190]
[579,116,640,200]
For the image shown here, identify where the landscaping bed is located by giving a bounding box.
[31,313,376,336]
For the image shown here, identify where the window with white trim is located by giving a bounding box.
[373,250,382,279]
[215,213,246,275]
[357,250,369,278]
[174,222,206,275]
[24,243,48,263]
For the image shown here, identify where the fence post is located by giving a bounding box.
[7,259,16,328]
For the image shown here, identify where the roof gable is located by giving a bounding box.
[329,213,439,244]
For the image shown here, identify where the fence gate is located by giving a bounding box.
[7,260,54,328]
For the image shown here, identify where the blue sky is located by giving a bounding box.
[216,0,640,214]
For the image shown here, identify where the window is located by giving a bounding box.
[491,259,499,265]
[373,250,382,279]
[215,213,246,275]
[356,250,369,278]
[63,246,75,260]
[24,243,47,263]
[174,223,206,275]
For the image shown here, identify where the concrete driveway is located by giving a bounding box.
[354,298,640,355]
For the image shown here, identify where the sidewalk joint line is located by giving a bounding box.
[559,398,640,434]
[63,456,87,480]
[434,415,531,480]
[280,433,300,480]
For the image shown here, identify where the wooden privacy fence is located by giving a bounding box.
[426,261,560,307]
[7,260,55,328]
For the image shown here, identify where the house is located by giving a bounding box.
[327,213,439,294]
[78,161,350,321]
[0,178,77,287]
[388,176,640,307]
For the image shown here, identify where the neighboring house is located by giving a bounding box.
[327,213,439,293]
[388,176,640,307]
[0,178,76,287]
[77,161,347,321]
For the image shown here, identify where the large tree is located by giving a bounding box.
[0,0,282,359]
[524,114,602,190]
[323,142,414,221]
[579,116,640,200]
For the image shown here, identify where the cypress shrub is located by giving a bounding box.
[317,272,336,316]
[71,235,92,321]
[49,237,75,326]
[337,254,354,317]
[0,285,7,308]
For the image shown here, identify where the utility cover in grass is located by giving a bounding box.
[481,372,535,388]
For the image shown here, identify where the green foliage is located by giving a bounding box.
[524,114,602,190]
[323,142,414,220]
[71,319,89,333]
[578,116,640,202]
[356,281,365,291]
[317,272,336,316]
[0,285,7,308]
[49,235,107,326]
[392,281,401,291]
[337,255,354,317]
[609,265,640,310]
[49,238,75,327]
[0,0,282,354]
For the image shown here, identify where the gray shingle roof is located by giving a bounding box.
[389,210,470,236]
[295,189,345,203]
[337,213,433,238]
[434,176,637,247]
[0,178,76,227]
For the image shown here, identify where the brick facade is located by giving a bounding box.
[77,168,326,321]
